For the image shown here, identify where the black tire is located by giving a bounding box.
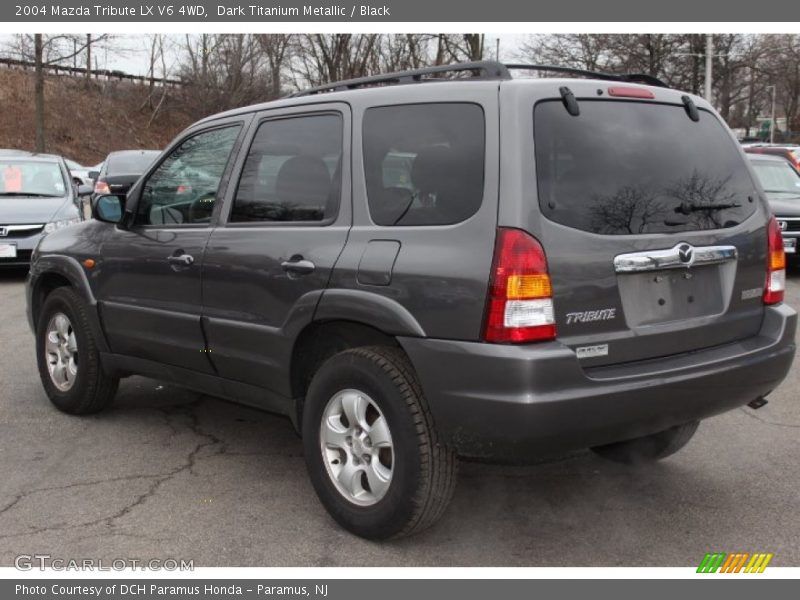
[590,421,700,464]
[302,346,457,540]
[36,287,118,414]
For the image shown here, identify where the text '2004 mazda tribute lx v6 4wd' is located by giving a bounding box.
[26,62,797,539]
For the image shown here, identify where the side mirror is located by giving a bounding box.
[92,194,125,224]
[87,171,100,181]
[77,184,93,197]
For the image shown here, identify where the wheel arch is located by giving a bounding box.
[289,319,406,430]
[29,256,109,353]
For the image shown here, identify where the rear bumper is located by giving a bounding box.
[399,304,797,461]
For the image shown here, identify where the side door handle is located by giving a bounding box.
[167,253,195,267]
[281,257,315,275]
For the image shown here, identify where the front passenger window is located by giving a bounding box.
[137,125,241,226]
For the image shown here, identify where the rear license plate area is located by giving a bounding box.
[617,264,730,327]
[784,237,797,254]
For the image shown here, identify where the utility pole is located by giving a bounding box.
[767,85,777,143]
[704,34,713,104]
[496,37,500,61]
[86,34,91,78]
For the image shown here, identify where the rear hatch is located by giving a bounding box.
[510,82,768,367]
[101,174,141,195]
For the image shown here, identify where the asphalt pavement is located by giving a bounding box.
[1,267,798,567]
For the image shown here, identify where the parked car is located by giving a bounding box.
[747,153,800,259]
[1,151,90,267]
[64,159,98,187]
[745,144,800,170]
[91,150,160,198]
[25,62,797,539]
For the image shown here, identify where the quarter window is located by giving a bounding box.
[231,114,343,223]
[137,125,241,226]
[363,103,485,226]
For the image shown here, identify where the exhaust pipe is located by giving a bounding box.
[747,397,769,410]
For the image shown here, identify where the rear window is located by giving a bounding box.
[534,101,759,234]
[750,159,800,195]
[363,103,485,226]
[108,152,159,175]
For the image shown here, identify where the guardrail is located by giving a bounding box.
[0,57,182,87]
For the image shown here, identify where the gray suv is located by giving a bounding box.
[25,62,797,539]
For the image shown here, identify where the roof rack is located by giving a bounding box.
[504,64,668,88]
[288,61,668,98]
[288,61,510,97]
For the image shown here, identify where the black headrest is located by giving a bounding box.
[411,145,454,194]
[275,156,331,206]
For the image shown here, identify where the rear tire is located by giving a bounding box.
[590,421,699,464]
[36,287,118,415]
[302,346,457,540]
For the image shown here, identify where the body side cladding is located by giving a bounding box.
[99,353,294,418]
[313,289,426,337]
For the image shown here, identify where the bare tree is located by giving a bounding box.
[290,34,381,87]
[255,34,293,98]
[178,34,273,118]
[6,34,112,151]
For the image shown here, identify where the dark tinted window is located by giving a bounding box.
[231,114,342,223]
[137,126,240,226]
[534,101,759,234]
[363,103,485,226]
[107,151,160,175]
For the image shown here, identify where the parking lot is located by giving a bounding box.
[0,268,798,567]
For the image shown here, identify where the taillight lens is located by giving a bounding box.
[764,216,786,305]
[607,86,655,99]
[94,180,110,195]
[483,228,556,343]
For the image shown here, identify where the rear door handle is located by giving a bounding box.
[167,253,195,267]
[281,258,315,275]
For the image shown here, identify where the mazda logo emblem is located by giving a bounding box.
[677,243,694,265]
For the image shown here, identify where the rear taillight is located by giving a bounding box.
[483,228,556,343]
[764,216,786,305]
[94,181,110,195]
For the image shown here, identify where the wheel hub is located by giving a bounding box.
[319,389,394,506]
[44,312,78,392]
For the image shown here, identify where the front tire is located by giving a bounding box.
[36,287,118,414]
[591,421,700,464]
[302,346,457,540]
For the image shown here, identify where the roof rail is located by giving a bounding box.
[287,61,668,98]
[504,64,668,88]
[288,61,511,97]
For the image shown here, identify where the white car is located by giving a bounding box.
[65,159,102,187]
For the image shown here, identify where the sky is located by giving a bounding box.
[0,34,528,78]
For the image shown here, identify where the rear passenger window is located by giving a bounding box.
[363,103,485,226]
[231,114,342,223]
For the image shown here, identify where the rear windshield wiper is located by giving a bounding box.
[674,201,741,215]
[0,192,61,197]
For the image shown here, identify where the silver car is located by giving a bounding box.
[0,153,90,267]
